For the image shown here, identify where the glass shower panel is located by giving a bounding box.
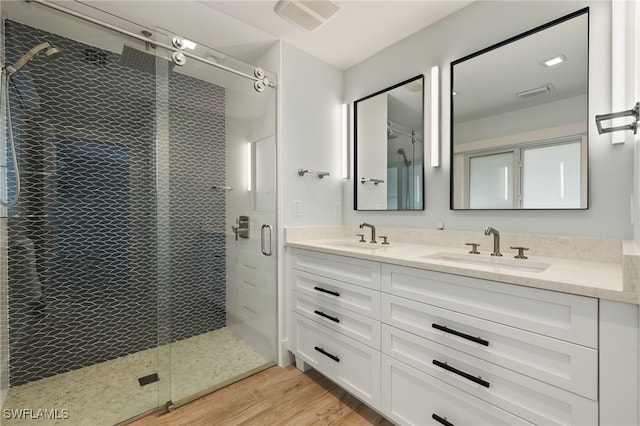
[1,3,278,423]
[154,30,277,406]
[0,8,163,425]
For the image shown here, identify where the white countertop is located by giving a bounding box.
[285,226,640,305]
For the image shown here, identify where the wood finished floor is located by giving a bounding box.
[129,365,394,426]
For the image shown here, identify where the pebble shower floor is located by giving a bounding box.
[2,329,269,425]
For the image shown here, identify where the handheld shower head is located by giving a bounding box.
[43,46,62,58]
[0,41,62,207]
[6,41,62,76]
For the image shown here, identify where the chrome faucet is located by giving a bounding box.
[359,222,377,243]
[484,226,502,256]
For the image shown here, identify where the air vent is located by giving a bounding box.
[517,83,556,98]
[274,0,340,31]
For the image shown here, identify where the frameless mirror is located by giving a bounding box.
[354,75,424,210]
[450,8,589,210]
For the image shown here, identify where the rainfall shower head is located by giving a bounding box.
[397,148,411,167]
[119,44,176,75]
[6,41,62,76]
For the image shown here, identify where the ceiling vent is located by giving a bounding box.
[516,83,556,98]
[274,0,341,31]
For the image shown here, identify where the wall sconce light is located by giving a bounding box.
[341,103,349,178]
[611,0,626,144]
[430,65,440,168]
[246,142,252,191]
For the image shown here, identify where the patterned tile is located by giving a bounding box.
[4,20,228,386]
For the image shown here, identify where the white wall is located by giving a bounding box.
[356,94,388,209]
[344,1,632,239]
[631,1,640,251]
[624,2,640,406]
[281,42,343,227]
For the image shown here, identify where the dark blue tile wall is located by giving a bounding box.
[4,20,227,386]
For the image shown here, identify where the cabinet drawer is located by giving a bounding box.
[294,314,381,406]
[382,293,597,399]
[382,355,533,426]
[293,290,380,349]
[292,249,381,290]
[292,270,380,319]
[382,324,597,426]
[382,264,597,348]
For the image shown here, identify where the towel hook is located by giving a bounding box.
[298,168,330,179]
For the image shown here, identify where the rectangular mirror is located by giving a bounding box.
[450,8,589,210]
[354,75,425,210]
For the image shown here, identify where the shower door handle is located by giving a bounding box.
[261,224,272,256]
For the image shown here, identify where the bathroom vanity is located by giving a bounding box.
[285,226,639,426]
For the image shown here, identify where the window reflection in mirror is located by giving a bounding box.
[354,75,425,210]
[450,8,589,210]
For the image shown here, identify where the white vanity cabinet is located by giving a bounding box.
[289,249,382,407]
[287,248,638,426]
[381,355,535,426]
[380,264,598,425]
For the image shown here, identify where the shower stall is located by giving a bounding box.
[0,1,278,424]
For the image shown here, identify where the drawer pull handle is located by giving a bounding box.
[314,346,340,363]
[432,414,455,426]
[314,310,340,323]
[433,359,490,388]
[313,286,340,297]
[432,323,489,346]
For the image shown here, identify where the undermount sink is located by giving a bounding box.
[325,240,386,251]
[422,252,550,273]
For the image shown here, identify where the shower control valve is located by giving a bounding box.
[232,215,250,241]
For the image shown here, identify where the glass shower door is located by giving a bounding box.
[153,30,277,407]
[0,3,277,422]
[0,6,164,424]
